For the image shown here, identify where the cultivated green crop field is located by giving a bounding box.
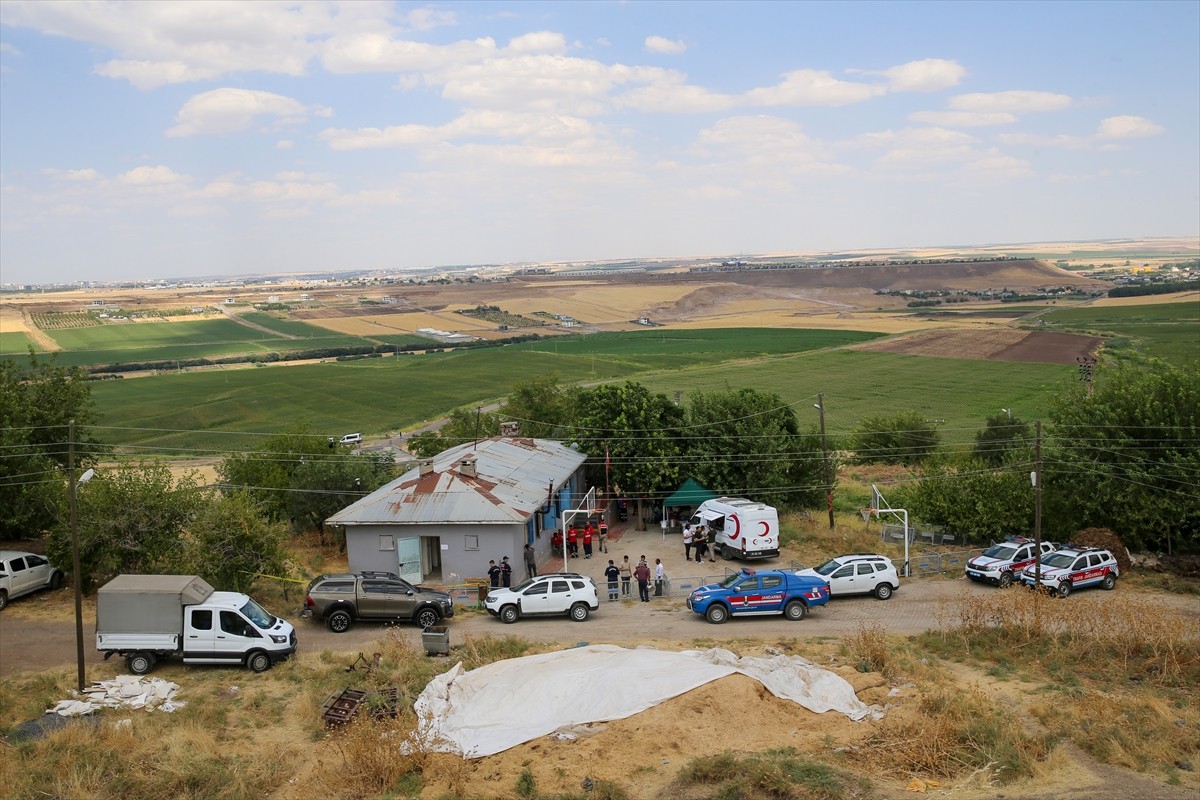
[40,318,378,367]
[1037,301,1199,364]
[87,327,1067,453]
[0,332,41,354]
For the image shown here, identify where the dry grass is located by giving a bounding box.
[842,623,898,681]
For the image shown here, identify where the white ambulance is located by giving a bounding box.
[689,497,780,561]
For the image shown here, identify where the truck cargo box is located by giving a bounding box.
[96,574,214,636]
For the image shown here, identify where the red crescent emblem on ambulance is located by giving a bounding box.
[759,521,770,536]
[730,514,740,540]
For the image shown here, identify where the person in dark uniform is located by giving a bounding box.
[500,556,513,587]
[487,560,501,588]
[604,560,620,601]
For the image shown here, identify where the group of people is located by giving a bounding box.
[553,519,608,560]
[486,556,513,588]
[603,555,666,602]
[683,523,716,563]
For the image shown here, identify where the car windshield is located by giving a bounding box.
[240,598,276,629]
[510,578,537,593]
[982,544,1018,560]
[813,559,845,576]
[1041,553,1076,569]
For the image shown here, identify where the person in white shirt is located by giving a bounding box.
[682,524,694,561]
[654,558,666,597]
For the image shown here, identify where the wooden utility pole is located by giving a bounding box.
[1034,420,1042,586]
[69,420,85,692]
[817,392,834,530]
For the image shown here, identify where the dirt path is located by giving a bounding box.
[20,309,61,351]
[218,306,298,338]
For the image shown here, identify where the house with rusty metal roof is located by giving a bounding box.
[326,437,588,583]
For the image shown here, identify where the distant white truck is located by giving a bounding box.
[689,497,780,561]
[96,574,297,675]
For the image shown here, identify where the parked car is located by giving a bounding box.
[303,571,454,632]
[797,554,899,600]
[965,536,1057,587]
[0,551,65,611]
[484,573,599,623]
[1020,546,1120,597]
[687,568,830,624]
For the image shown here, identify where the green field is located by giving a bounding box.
[1036,301,1199,364]
[0,332,41,354]
[40,318,378,367]
[87,328,1068,453]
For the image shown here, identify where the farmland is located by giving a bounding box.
[1036,301,1200,364]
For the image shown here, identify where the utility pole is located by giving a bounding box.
[1033,420,1042,586]
[816,392,834,530]
[69,420,85,692]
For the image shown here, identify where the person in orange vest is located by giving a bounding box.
[567,526,579,557]
[582,525,594,559]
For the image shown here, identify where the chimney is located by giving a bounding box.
[459,457,477,478]
[499,421,520,437]
[418,459,434,476]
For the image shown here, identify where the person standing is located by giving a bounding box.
[523,543,537,580]
[694,532,707,563]
[682,524,694,561]
[707,527,717,563]
[619,556,632,597]
[654,558,666,597]
[604,559,620,602]
[598,517,609,553]
[582,526,594,559]
[500,556,512,587]
[487,559,500,588]
[567,526,579,558]
[634,556,651,602]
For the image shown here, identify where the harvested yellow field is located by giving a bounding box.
[0,308,28,333]
[304,310,496,335]
[667,311,948,334]
[1090,291,1200,307]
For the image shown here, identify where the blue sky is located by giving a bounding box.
[1,0,1197,285]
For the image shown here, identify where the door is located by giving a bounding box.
[827,564,856,594]
[215,610,262,663]
[520,580,553,615]
[397,537,422,583]
[183,607,216,660]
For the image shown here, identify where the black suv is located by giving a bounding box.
[302,571,454,632]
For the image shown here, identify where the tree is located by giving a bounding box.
[0,352,98,539]
[1046,361,1200,551]
[684,388,827,508]
[407,408,497,458]
[286,451,395,537]
[46,463,203,592]
[177,492,287,593]
[851,411,941,465]
[973,413,1033,467]
[573,382,684,527]
[895,455,1036,542]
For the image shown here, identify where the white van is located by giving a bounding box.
[690,497,780,561]
[339,432,362,446]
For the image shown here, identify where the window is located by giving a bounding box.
[832,566,854,579]
[316,581,354,593]
[220,611,250,636]
[191,610,212,630]
[1088,554,1104,567]
[464,534,480,551]
[26,555,46,567]
[362,581,388,595]
[551,581,570,594]
[1016,547,1031,561]
[8,557,25,572]
[857,564,875,576]
[1072,558,1086,571]
[570,580,585,590]
[761,575,783,590]
[524,583,548,596]
[735,578,757,592]
[379,535,395,551]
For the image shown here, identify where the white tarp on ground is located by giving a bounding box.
[46,675,186,716]
[414,645,878,758]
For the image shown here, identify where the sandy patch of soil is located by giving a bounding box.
[857,329,1103,364]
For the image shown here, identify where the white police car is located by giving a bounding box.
[1020,546,1119,597]
[965,536,1057,587]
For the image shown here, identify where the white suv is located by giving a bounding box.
[798,554,899,600]
[1020,546,1119,597]
[966,537,1057,587]
[484,573,599,623]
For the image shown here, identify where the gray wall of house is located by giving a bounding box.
[346,522,533,582]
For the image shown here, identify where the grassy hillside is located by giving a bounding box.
[0,332,41,354]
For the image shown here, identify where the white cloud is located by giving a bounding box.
[507,31,567,54]
[1096,115,1164,139]
[0,42,23,56]
[119,165,189,186]
[908,110,1018,127]
[276,139,294,150]
[998,132,1091,150]
[45,167,102,182]
[695,116,839,170]
[949,90,1072,113]
[321,34,497,74]
[958,152,1034,179]
[401,7,457,32]
[321,108,601,151]
[166,89,328,137]
[851,127,979,169]
[645,36,687,55]
[746,69,885,107]
[882,58,966,92]
[618,77,736,113]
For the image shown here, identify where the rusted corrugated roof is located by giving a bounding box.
[326,437,587,526]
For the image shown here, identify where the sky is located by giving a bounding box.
[1,1,1197,285]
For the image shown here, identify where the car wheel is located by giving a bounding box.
[49,571,65,591]
[705,604,728,624]
[1057,581,1072,599]
[126,652,155,675]
[721,545,734,560]
[570,603,589,622]
[415,608,440,629]
[784,600,807,620]
[247,651,272,673]
[326,610,353,633]
[1102,573,1117,591]
[998,572,1013,589]
[500,605,519,624]
[874,583,893,600]
[0,590,8,612]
